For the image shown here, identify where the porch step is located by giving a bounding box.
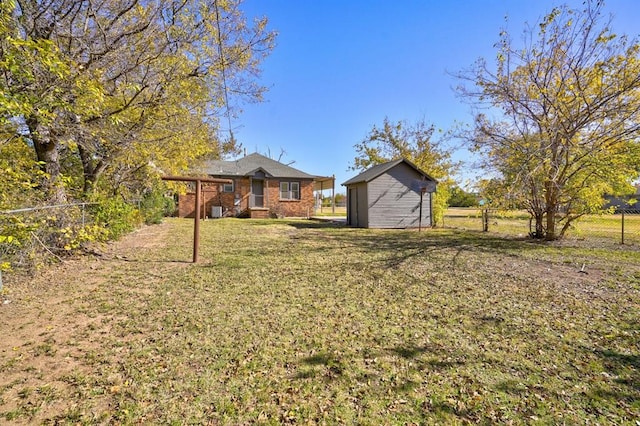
[249,207,270,219]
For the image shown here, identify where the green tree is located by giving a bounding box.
[0,136,44,210]
[2,0,275,204]
[0,0,74,203]
[0,0,275,265]
[351,117,458,225]
[457,1,640,240]
[448,186,478,207]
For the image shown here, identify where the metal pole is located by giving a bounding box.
[194,179,201,263]
[332,175,335,214]
[161,175,231,263]
[429,192,433,227]
[419,190,424,232]
[621,209,625,245]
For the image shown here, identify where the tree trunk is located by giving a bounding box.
[79,145,96,195]
[26,116,67,205]
[545,181,557,241]
[534,213,545,238]
[78,144,108,196]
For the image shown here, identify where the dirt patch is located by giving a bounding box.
[0,221,184,422]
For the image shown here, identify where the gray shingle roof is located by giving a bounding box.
[203,153,316,179]
[342,158,436,186]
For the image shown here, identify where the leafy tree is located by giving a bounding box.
[351,117,458,225]
[0,0,275,267]
[0,136,44,210]
[2,0,275,204]
[457,1,640,240]
[0,0,74,203]
[448,186,478,207]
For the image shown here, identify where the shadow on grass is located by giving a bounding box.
[288,219,538,255]
[295,352,344,380]
[287,219,346,229]
[394,379,420,393]
[495,380,530,395]
[390,344,429,359]
[426,358,467,369]
[230,219,542,274]
[388,344,470,372]
[321,227,540,271]
[303,353,333,366]
[427,400,478,423]
[594,348,640,393]
[596,349,640,370]
[102,257,192,264]
[238,219,345,229]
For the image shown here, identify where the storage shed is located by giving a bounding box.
[342,158,437,228]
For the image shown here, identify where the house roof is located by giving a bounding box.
[342,158,437,186]
[203,153,317,179]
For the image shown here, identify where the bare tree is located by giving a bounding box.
[457,1,640,240]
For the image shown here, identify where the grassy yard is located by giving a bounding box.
[1,218,639,424]
[313,206,347,217]
[444,207,640,245]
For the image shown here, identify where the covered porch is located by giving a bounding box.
[314,175,337,214]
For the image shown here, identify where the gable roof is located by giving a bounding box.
[342,158,436,186]
[203,153,316,179]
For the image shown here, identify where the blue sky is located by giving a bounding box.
[233,0,640,192]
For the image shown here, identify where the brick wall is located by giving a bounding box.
[264,180,315,217]
[178,183,231,218]
[178,178,316,218]
[178,193,196,218]
[178,186,225,217]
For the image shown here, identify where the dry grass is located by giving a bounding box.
[445,207,640,244]
[1,218,639,424]
[313,206,347,216]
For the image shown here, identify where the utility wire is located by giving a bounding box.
[213,0,235,145]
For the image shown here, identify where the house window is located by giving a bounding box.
[280,181,300,200]
[222,180,234,193]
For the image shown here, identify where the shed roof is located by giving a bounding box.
[342,158,436,186]
[203,153,317,179]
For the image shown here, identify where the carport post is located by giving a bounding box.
[332,174,335,214]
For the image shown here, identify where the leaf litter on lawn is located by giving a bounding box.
[0,218,638,424]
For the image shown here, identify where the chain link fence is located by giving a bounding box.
[443,208,640,245]
[0,203,101,271]
[1,194,175,272]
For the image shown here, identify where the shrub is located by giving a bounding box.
[90,197,142,240]
[140,190,175,225]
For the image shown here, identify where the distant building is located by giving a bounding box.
[605,183,640,211]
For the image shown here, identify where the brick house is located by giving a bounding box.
[178,153,327,219]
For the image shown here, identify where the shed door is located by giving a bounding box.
[348,187,358,227]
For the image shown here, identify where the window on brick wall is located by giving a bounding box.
[222,180,234,193]
[280,182,300,200]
